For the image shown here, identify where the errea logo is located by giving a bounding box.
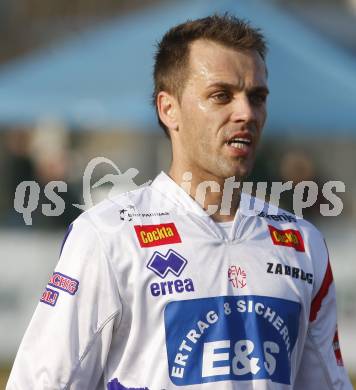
[147,249,187,278]
[147,249,195,297]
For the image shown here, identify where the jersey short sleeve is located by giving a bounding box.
[6,216,122,390]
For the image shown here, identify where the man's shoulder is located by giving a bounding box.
[72,184,154,233]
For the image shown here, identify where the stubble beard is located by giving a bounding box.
[212,153,253,183]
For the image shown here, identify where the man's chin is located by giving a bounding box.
[201,160,253,182]
[222,156,254,180]
[226,164,252,181]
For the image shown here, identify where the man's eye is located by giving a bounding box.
[211,92,231,103]
[250,93,267,106]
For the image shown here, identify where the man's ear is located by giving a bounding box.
[156,91,179,132]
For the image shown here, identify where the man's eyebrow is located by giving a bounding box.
[248,86,269,95]
[206,82,269,95]
[206,82,239,91]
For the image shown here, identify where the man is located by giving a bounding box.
[7,14,352,390]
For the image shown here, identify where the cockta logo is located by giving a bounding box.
[134,223,181,248]
[268,226,305,252]
[147,249,194,297]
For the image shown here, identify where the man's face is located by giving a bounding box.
[173,39,268,182]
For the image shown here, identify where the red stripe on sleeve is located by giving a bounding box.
[309,260,333,322]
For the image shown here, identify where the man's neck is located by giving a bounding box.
[168,167,241,222]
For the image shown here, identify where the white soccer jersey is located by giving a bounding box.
[6,172,353,390]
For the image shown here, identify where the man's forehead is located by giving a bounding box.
[187,39,267,85]
[189,38,262,60]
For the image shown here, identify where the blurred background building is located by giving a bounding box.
[0,0,355,386]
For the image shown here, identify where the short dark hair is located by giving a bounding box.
[152,14,268,136]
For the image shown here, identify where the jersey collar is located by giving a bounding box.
[150,172,262,240]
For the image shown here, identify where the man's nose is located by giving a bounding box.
[230,95,256,123]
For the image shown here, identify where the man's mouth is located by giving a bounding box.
[224,132,254,158]
[226,137,252,150]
